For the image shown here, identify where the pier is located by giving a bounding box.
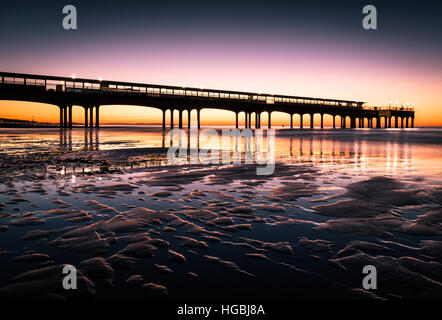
[0,72,415,129]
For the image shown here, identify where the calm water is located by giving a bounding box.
[1,126,442,179]
[0,127,441,300]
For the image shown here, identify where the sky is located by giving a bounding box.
[0,0,441,126]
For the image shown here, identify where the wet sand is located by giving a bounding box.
[0,127,441,300]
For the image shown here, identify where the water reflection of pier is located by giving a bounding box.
[284,135,414,174]
[59,158,168,177]
[59,128,99,151]
[57,128,415,177]
[162,129,414,174]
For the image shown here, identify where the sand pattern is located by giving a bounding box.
[0,130,441,300]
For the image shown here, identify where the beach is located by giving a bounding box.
[0,127,441,300]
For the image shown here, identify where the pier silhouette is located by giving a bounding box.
[0,72,415,129]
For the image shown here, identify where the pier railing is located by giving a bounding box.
[0,71,366,108]
[363,106,414,111]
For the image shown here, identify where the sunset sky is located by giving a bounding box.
[0,0,441,126]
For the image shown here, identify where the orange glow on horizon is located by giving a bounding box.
[0,99,440,127]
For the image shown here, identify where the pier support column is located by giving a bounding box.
[235,113,239,128]
[320,114,324,129]
[68,106,72,128]
[268,112,271,129]
[401,117,404,128]
[249,113,252,128]
[342,117,346,129]
[395,116,398,128]
[350,117,356,129]
[376,117,381,128]
[63,106,67,128]
[310,114,314,129]
[411,117,414,128]
[300,114,303,129]
[257,113,261,128]
[188,110,191,129]
[255,113,259,129]
[84,107,88,128]
[162,110,166,129]
[406,117,409,128]
[89,106,94,127]
[95,106,100,128]
[197,109,201,129]
[178,110,183,129]
[170,110,174,128]
[290,114,293,129]
[332,116,335,129]
[59,106,64,128]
